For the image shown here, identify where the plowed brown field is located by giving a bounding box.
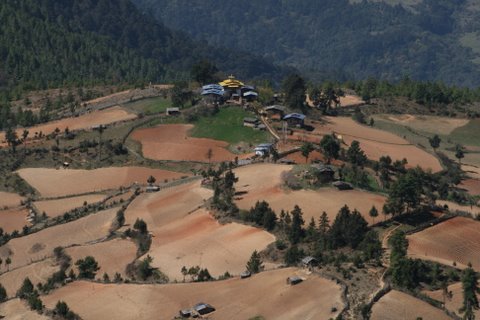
[297,117,442,172]
[34,194,107,218]
[0,298,50,320]
[131,124,236,162]
[42,268,343,320]
[408,217,480,270]
[234,164,386,225]
[0,207,29,233]
[0,259,58,298]
[424,282,480,319]
[17,167,186,197]
[66,239,137,278]
[371,290,450,320]
[0,208,117,270]
[144,209,276,280]
[0,106,136,145]
[0,192,24,209]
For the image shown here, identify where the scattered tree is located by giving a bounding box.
[369,206,379,224]
[75,256,100,279]
[246,250,264,274]
[300,142,315,163]
[429,134,441,152]
[460,265,479,319]
[455,144,465,164]
[0,283,7,302]
[320,134,340,164]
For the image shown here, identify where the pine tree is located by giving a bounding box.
[460,265,479,320]
[246,250,263,274]
[289,205,305,244]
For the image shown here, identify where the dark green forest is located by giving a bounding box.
[0,0,286,93]
[133,0,480,87]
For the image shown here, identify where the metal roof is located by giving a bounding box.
[243,91,258,97]
[283,113,306,120]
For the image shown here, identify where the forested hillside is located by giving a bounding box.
[133,0,480,87]
[0,0,285,93]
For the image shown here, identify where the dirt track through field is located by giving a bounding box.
[42,268,343,320]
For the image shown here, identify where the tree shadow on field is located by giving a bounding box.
[393,211,436,227]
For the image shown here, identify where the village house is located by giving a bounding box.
[263,105,286,120]
[254,143,274,157]
[311,164,336,183]
[283,113,306,127]
[243,117,260,128]
[165,107,180,116]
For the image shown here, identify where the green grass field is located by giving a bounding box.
[190,106,270,144]
[123,97,171,115]
[450,119,480,147]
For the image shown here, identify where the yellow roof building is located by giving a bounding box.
[219,75,244,88]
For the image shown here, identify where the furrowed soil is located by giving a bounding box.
[42,268,343,320]
[34,194,107,218]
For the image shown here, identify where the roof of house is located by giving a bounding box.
[312,164,335,173]
[202,84,223,90]
[332,181,353,189]
[288,276,303,282]
[194,303,214,311]
[302,256,318,264]
[283,113,306,121]
[219,75,244,88]
[243,91,258,97]
[257,143,273,148]
[201,88,224,96]
[244,117,259,123]
[166,107,180,112]
[265,105,286,112]
[242,85,255,91]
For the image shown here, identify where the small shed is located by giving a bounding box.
[243,117,260,128]
[194,303,215,315]
[240,271,251,279]
[283,113,306,127]
[301,256,319,268]
[146,185,160,192]
[312,165,335,183]
[243,91,258,102]
[166,107,180,116]
[264,105,286,120]
[254,143,274,157]
[332,181,353,190]
[179,309,192,318]
[286,276,303,285]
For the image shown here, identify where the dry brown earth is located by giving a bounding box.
[65,239,137,278]
[0,259,59,298]
[408,217,480,270]
[301,117,443,172]
[424,282,480,319]
[144,209,276,280]
[234,164,386,225]
[437,200,480,216]
[376,114,469,135]
[0,298,50,320]
[0,192,25,209]
[34,194,107,218]
[17,167,186,197]
[0,207,30,233]
[371,290,451,320]
[131,124,236,162]
[0,208,117,270]
[42,268,343,320]
[0,106,136,145]
[460,179,480,196]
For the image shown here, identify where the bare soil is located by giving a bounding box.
[371,290,451,320]
[34,194,107,218]
[0,192,25,209]
[131,124,236,162]
[424,282,480,319]
[407,217,480,271]
[42,268,343,320]
[234,164,386,225]
[0,207,30,233]
[0,208,117,270]
[0,298,50,320]
[17,166,186,197]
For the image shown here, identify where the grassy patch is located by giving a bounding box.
[190,106,270,144]
[449,119,480,147]
[123,97,171,115]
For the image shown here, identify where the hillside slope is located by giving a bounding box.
[133,0,480,86]
[0,0,286,92]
